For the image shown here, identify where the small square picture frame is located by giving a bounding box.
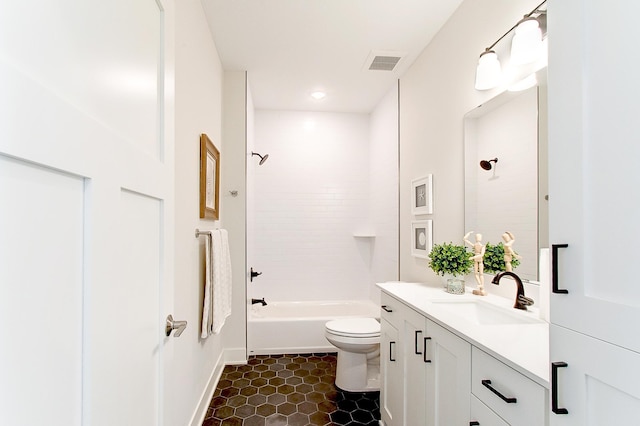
[411,175,433,215]
[411,220,433,259]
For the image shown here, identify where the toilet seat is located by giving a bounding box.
[325,318,380,338]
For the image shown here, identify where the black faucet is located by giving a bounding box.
[491,271,534,310]
[251,298,267,306]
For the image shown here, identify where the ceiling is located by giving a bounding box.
[201,0,464,113]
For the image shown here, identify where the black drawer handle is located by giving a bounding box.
[481,379,517,403]
[470,422,480,426]
[552,244,569,294]
[415,330,423,355]
[381,305,393,312]
[552,362,569,415]
[423,337,432,363]
[389,341,396,362]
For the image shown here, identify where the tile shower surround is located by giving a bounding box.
[203,353,380,426]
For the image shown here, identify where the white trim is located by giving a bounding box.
[224,347,248,365]
[189,351,225,426]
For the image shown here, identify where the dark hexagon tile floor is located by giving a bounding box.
[202,353,380,426]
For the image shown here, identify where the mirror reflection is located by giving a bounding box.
[464,73,548,282]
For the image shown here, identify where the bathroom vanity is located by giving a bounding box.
[377,282,549,426]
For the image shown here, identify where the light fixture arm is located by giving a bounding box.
[483,0,547,52]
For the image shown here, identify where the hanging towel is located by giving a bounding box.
[201,229,233,338]
[201,233,214,338]
[212,229,232,334]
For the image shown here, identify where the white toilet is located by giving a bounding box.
[325,318,381,392]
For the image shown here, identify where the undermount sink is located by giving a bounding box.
[431,300,543,325]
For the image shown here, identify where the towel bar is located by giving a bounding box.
[195,228,216,238]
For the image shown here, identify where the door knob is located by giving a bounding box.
[165,314,187,337]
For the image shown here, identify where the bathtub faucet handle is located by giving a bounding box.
[250,267,263,282]
[251,298,267,306]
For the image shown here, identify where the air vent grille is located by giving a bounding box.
[368,55,402,71]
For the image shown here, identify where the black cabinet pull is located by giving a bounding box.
[552,362,569,415]
[552,244,569,294]
[415,330,423,355]
[389,341,396,362]
[470,422,480,426]
[481,379,517,403]
[381,305,393,312]
[423,337,432,363]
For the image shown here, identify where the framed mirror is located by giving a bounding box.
[464,71,548,283]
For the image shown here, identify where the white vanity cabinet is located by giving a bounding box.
[380,295,404,426]
[547,0,640,423]
[380,292,471,426]
[471,347,546,426]
[380,290,547,426]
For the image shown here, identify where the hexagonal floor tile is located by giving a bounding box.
[204,353,380,426]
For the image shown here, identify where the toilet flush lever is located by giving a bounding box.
[250,267,263,282]
[165,314,187,337]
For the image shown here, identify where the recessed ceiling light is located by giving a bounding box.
[311,91,326,100]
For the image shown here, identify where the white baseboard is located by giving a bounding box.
[189,351,225,426]
[224,347,247,365]
[188,348,248,426]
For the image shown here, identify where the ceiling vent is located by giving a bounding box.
[363,51,406,72]
[369,55,402,71]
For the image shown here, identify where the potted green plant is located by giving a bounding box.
[428,242,473,294]
[483,242,521,273]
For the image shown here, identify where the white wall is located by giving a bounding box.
[251,110,372,302]
[399,0,542,284]
[369,83,400,299]
[173,1,226,424]
[221,71,249,362]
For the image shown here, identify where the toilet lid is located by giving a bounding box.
[325,318,380,338]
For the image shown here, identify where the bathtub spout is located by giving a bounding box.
[251,298,267,306]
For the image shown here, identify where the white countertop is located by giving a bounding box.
[377,281,550,388]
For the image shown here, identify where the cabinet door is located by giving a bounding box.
[548,0,640,353]
[470,395,509,426]
[550,325,640,426]
[381,317,403,426]
[403,307,428,426]
[425,320,471,426]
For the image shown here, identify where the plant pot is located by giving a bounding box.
[444,276,465,295]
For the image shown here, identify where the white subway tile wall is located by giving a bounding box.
[251,110,377,302]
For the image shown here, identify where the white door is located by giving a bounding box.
[550,325,640,425]
[548,0,640,352]
[548,0,640,423]
[380,317,403,426]
[0,1,175,425]
[402,307,426,426]
[424,320,470,426]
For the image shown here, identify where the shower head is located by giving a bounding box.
[252,152,269,165]
[480,158,498,170]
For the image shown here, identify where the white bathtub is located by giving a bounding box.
[247,300,380,355]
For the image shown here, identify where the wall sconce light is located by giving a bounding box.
[475,49,502,91]
[511,16,543,65]
[474,0,546,91]
[480,158,498,171]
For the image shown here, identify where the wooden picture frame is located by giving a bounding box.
[200,133,220,220]
[411,175,433,215]
[411,220,433,259]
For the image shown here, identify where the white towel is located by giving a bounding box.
[201,230,233,338]
[212,229,232,334]
[201,233,213,338]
